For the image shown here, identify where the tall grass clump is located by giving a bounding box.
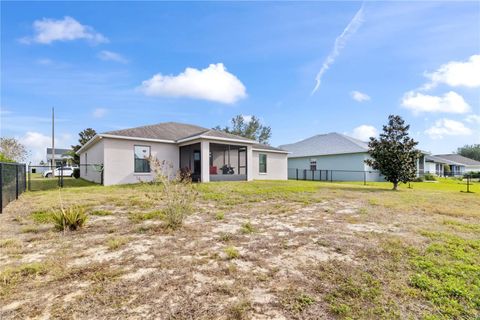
[150,158,197,230]
[50,205,88,232]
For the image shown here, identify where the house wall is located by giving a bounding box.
[465,165,480,172]
[287,152,384,181]
[102,138,179,186]
[80,139,104,184]
[424,162,437,174]
[252,150,288,180]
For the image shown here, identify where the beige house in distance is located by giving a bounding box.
[77,122,288,186]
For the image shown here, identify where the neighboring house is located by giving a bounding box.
[279,132,385,181]
[46,148,73,167]
[434,154,480,175]
[77,122,288,186]
[423,155,455,176]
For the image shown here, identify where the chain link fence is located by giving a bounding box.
[1,162,27,213]
[27,164,103,191]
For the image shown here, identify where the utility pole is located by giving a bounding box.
[52,107,55,177]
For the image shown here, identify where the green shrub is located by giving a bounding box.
[464,171,480,179]
[224,246,240,259]
[423,173,436,181]
[50,205,88,231]
[73,168,80,179]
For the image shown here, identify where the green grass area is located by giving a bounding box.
[28,173,95,191]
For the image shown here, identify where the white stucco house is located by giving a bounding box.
[77,122,288,186]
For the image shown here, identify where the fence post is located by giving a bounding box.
[28,166,31,191]
[296,168,298,180]
[303,169,306,180]
[16,165,19,199]
[311,170,314,181]
[326,170,328,181]
[0,163,3,213]
[363,171,366,186]
[330,170,333,182]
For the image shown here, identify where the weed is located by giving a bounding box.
[215,211,225,220]
[224,246,239,259]
[50,205,87,231]
[240,221,255,234]
[358,207,368,215]
[31,210,51,223]
[106,236,129,250]
[228,299,251,320]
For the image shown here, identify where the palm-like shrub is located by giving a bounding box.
[50,205,88,231]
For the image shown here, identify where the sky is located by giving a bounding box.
[1,1,479,162]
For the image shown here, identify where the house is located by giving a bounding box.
[279,132,385,181]
[433,154,480,175]
[77,122,288,185]
[423,155,455,176]
[46,148,73,167]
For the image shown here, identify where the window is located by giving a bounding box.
[134,145,151,173]
[310,159,317,171]
[259,154,267,173]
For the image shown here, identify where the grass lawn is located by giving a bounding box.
[1,179,479,319]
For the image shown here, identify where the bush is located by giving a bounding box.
[423,173,436,181]
[149,158,197,230]
[464,171,480,179]
[50,205,88,231]
[224,246,240,259]
[73,168,80,179]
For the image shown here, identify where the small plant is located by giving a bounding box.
[31,210,51,223]
[224,246,239,259]
[106,237,129,250]
[423,173,436,181]
[228,299,251,320]
[20,225,39,233]
[149,158,197,230]
[240,221,255,234]
[128,210,165,222]
[50,205,88,231]
[215,212,225,220]
[0,239,20,248]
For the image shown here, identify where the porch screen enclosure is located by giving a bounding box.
[180,142,247,181]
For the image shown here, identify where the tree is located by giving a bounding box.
[70,128,97,164]
[0,137,28,162]
[457,144,480,161]
[365,115,421,190]
[214,115,272,144]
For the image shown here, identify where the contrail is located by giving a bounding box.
[311,4,365,95]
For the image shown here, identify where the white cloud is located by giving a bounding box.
[92,108,107,118]
[350,125,377,141]
[423,55,480,90]
[98,50,128,63]
[425,119,472,139]
[350,90,370,102]
[19,131,72,163]
[139,63,247,104]
[401,91,471,115]
[465,114,480,124]
[21,16,108,44]
[312,5,364,94]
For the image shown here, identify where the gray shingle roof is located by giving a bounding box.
[434,154,480,166]
[279,132,369,158]
[104,122,207,141]
[425,155,459,165]
[103,122,257,143]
